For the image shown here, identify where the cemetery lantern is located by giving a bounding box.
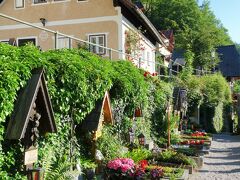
[134,107,143,117]
[6,68,57,180]
[138,133,145,146]
[27,168,45,180]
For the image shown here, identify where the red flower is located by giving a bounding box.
[200,140,205,145]
[138,160,148,170]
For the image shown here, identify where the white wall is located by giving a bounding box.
[121,17,156,73]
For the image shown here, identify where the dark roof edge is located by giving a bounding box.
[216,44,236,49]
[114,0,167,49]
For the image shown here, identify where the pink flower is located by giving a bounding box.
[107,159,122,170]
[107,158,135,172]
[121,164,131,172]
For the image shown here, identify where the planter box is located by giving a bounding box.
[161,169,189,180]
[157,162,194,174]
[204,144,211,150]
[190,156,203,168]
[196,148,209,155]
[189,144,204,150]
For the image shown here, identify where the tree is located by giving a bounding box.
[142,0,232,69]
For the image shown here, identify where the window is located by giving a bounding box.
[147,52,150,66]
[18,38,36,46]
[15,0,24,8]
[33,0,47,4]
[141,50,145,62]
[89,34,106,54]
[0,40,9,44]
[57,36,71,49]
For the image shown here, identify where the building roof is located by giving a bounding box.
[113,0,167,48]
[172,49,186,66]
[134,0,144,10]
[216,45,240,78]
[160,30,175,52]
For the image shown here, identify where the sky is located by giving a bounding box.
[198,0,240,43]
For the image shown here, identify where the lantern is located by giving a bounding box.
[138,133,145,146]
[27,168,44,180]
[134,107,143,117]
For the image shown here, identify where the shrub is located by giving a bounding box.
[96,126,124,162]
[176,148,198,157]
[123,148,151,163]
[155,150,196,167]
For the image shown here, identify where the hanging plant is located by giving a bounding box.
[125,29,145,62]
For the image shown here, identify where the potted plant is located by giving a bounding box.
[81,159,97,180]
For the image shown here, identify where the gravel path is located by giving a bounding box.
[189,134,240,180]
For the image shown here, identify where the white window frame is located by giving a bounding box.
[147,51,150,66]
[52,0,70,3]
[57,36,72,49]
[17,36,37,47]
[77,0,88,2]
[15,0,24,9]
[32,0,48,5]
[88,33,107,55]
[0,39,9,44]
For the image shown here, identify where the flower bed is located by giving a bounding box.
[182,131,212,141]
[152,150,197,168]
[175,147,198,157]
[105,158,185,179]
[191,131,207,137]
[181,135,211,140]
[180,140,205,145]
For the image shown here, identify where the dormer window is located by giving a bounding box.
[33,0,47,4]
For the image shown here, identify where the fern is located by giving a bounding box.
[41,148,54,178]
[47,157,79,180]
[41,148,79,180]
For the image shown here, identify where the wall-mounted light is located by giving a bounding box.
[40,18,47,27]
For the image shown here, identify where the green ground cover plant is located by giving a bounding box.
[155,150,196,167]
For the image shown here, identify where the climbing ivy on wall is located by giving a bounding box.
[0,43,169,179]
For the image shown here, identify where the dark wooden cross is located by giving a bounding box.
[6,68,57,174]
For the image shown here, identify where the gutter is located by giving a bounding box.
[115,0,168,50]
